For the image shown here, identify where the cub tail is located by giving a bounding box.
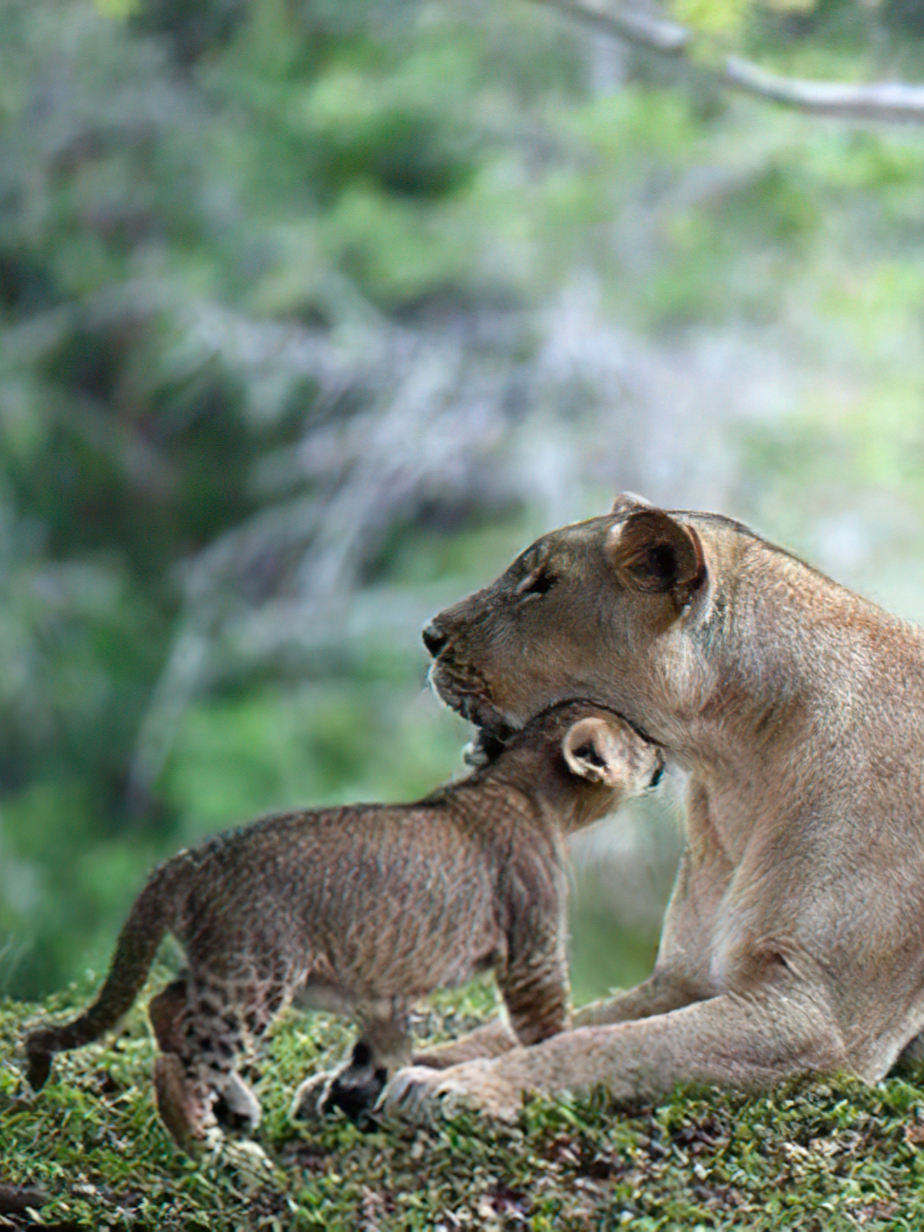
[25,861,178,1090]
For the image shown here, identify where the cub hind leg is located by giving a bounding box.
[149,976,188,1053]
[150,972,278,1149]
[149,976,211,1150]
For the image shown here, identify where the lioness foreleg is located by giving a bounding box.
[411,968,701,1069]
[412,1018,520,1069]
[386,987,847,1121]
[573,968,704,1028]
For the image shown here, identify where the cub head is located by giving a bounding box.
[423,495,708,742]
[486,701,664,831]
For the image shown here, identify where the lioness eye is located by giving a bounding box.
[516,568,555,598]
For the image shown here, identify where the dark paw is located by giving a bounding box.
[212,1072,261,1133]
[213,1093,253,1131]
[320,1062,388,1124]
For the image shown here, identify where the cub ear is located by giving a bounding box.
[606,508,705,600]
[611,492,653,516]
[562,716,631,789]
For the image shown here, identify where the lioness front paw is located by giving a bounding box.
[378,1064,449,1121]
[381,1060,521,1123]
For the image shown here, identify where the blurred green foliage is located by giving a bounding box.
[3,0,924,1001]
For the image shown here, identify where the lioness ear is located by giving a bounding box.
[562,717,628,789]
[611,492,653,516]
[606,508,705,601]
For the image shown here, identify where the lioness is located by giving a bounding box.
[24,700,660,1149]
[385,495,924,1120]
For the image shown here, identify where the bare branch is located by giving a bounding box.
[722,57,924,122]
[533,0,690,54]
[531,0,924,123]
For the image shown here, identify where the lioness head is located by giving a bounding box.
[423,496,711,746]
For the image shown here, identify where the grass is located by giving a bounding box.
[2,974,924,1230]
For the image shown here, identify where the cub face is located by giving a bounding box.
[494,700,665,828]
[423,501,707,739]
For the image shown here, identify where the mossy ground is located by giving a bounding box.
[2,975,924,1230]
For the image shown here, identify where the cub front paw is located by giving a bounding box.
[290,1070,334,1123]
[291,1054,387,1124]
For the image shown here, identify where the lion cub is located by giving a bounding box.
[25,701,661,1149]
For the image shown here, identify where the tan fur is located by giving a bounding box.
[386,497,924,1120]
[23,702,660,1150]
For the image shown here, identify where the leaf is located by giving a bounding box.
[669,0,751,37]
[94,0,140,17]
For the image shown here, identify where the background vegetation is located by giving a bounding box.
[7,1,924,1226]
[4,0,924,1016]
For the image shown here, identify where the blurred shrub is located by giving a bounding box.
[3,0,924,998]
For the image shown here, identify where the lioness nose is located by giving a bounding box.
[422,622,448,657]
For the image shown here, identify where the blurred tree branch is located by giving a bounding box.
[533,0,924,122]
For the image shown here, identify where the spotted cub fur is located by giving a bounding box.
[25,701,661,1150]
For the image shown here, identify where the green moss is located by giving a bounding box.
[3,983,924,1230]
